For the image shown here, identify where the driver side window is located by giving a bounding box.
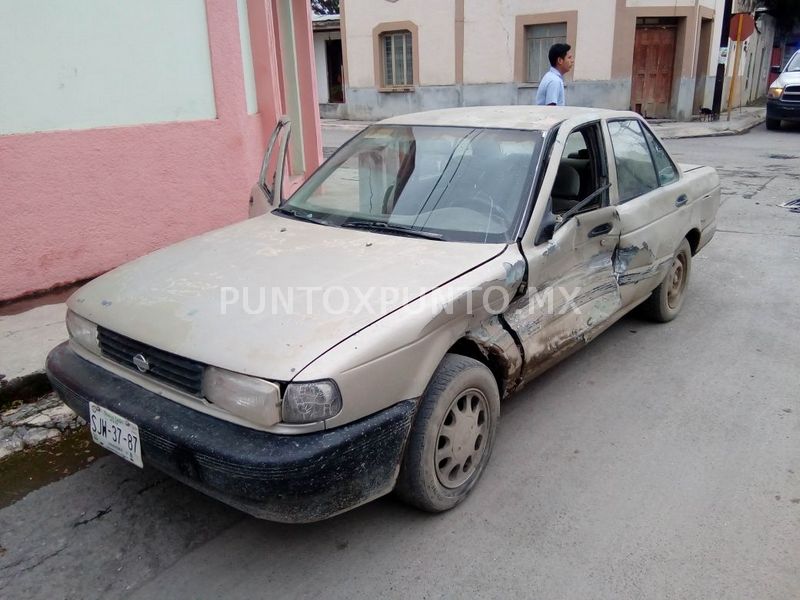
[550,124,608,216]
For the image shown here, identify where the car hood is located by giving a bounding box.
[70,212,507,380]
[775,71,800,87]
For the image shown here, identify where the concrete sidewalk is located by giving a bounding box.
[321,106,766,147]
[649,106,764,139]
[0,105,765,402]
[0,304,66,402]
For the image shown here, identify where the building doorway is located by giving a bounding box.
[631,18,678,118]
[325,39,344,103]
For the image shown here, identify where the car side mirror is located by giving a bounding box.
[771,65,782,74]
[535,211,558,245]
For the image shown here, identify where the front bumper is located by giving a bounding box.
[46,342,416,523]
[767,99,800,122]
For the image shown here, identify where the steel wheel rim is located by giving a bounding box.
[434,388,490,489]
[666,252,687,309]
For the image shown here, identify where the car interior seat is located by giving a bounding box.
[551,163,582,214]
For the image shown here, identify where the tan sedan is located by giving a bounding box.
[47,106,719,522]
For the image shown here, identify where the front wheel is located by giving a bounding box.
[395,354,500,513]
[766,118,781,131]
[641,239,692,323]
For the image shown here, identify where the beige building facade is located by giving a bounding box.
[339,0,726,121]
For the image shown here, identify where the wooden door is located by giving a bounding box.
[630,26,677,118]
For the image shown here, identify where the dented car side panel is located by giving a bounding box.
[613,181,692,306]
[506,206,623,384]
[299,246,526,428]
[612,168,719,305]
[508,113,718,385]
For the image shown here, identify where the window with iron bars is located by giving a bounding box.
[381,30,413,87]
[525,23,567,83]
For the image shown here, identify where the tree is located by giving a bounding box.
[760,0,800,31]
[738,0,800,31]
[311,0,339,15]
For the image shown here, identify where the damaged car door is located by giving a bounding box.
[505,120,622,384]
[605,118,690,307]
[249,116,291,217]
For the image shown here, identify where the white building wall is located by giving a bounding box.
[465,0,615,84]
[0,0,216,135]
[722,13,776,109]
[342,0,726,120]
[745,15,775,102]
[314,33,330,103]
[344,0,454,87]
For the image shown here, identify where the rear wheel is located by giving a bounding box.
[641,239,692,323]
[395,354,500,512]
[766,118,781,131]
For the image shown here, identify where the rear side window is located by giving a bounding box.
[607,120,658,203]
[641,125,679,186]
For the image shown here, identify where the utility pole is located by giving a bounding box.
[712,0,734,116]
[727,13,745,120]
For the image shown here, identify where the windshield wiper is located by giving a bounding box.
[273,206,330,225]
[341,220,443,240]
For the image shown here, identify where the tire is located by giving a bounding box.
[395,354,500,513]
[641,238,692,323]
[766,118,781,131]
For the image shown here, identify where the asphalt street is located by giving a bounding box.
[1,123,799,600]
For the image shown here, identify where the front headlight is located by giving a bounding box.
[66,310,99,354]
[282,380,342,424]
[769,86,784,99]
[202,367,281,427]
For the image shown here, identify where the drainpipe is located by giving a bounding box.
[691,0,701,115]
[712,0,734,115]
[693,0,701,79]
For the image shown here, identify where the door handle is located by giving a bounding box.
[588,223,613,238]
[675,194,689,207]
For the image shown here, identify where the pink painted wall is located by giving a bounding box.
[0,0,321,302]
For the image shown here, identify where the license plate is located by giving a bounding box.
[89,402,143,468]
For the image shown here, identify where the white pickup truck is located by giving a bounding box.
[47,106,719,522]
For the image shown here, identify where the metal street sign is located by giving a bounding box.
[727,13,756,121]
[729,13,755,41]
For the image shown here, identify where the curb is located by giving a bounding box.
[0,389,86,463]
[657,116,765,140]
[0,371,52,408]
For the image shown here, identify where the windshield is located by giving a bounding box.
[280,125,543,243]
[787,52,800,72]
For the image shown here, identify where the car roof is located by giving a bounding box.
[379,105,641,131]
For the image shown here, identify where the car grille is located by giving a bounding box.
[97,326,205,396]
[783,85,800,102]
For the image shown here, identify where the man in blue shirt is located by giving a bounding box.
[535,43,574,106]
